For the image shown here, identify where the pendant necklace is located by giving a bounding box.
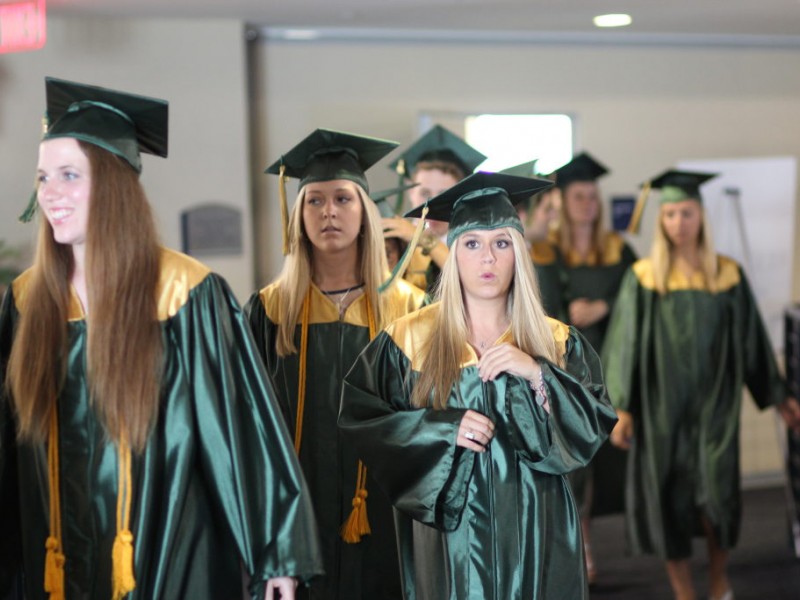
[321,283,364,318]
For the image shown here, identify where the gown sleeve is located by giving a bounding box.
[601,267,643,413]
[0,288,22,597]
[605,242,638,316]
[179,274,323,596]
[504,328,617,474]
[339,331,476,532]
[735,268,787,408]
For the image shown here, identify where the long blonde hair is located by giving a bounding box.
[6,142,163,452]
[555,182,609,266]
[650,203,718,294]
[412,227,564,409]
[274,182,391,356]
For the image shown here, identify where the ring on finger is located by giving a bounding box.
[464,430,476,441]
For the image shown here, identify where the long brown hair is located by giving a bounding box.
[273,182,391,356]
[7,141,163,452]
[555,181,609,266]
[411,228,564,409]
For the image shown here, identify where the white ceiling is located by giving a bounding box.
[46,0,800,39]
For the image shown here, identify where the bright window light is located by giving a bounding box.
[593,14,632,28]
[464,114,573,175]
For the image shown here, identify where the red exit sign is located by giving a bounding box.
[0,0,46,54]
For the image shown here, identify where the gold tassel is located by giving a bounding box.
[340,462,371,543]
[279,164,290,255]
[112,435,136,599]
[111,530,136,600]
[340,301,377,543]
[294,291,312,454]
[45,408,66,600]
[44,536,65,600]
[627,181,651,234]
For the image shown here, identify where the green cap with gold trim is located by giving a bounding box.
[405,171,553,247]
[389,124,486,179]
[21,77,169,222]
[627,168,718,234]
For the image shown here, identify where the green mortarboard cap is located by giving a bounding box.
[405,171,553,246]
[43,76,169,173]
[498,159,540,178]
[648,169,718,204]
[372,183,419,218]
[550,152,609,190]
[265,128,398,194]
[626,168,718,234]
[389,124,486,179]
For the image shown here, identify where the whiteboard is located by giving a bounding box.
[678,156,796,350]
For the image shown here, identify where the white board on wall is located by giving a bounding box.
[678,156,797,350]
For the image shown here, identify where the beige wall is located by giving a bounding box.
[255,39,800,296]
[0,15,254,299]
[253,39,800,480]
[1,22,797,479]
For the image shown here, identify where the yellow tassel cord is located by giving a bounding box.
[111,434,136,600]
[378,205,429,293]
[294,291,312,453]
[280,164,290,256]
[339,298,378,543]
[45,411,65,600]
[627,181,651,235]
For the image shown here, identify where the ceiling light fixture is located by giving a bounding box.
[593,14,632,28]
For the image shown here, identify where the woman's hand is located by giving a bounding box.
[265,577,297,599]
[381,216,417,243]
[457,409,495,453]
[610,409,634,450]
[568,299,609,329]
[478,343,540,383]
[778,397,800,433]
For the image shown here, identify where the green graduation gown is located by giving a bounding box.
[403,247,441,297]
[556,232,637,516]
[0,248,323,600]
[602,256,786,559]
[339,304,618,600]
[530,240,566,321]
[245,280,425,600]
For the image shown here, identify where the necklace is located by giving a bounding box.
[320,283,364,318]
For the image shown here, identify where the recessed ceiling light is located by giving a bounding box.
[593,14,633,28]
[283,29,320,41]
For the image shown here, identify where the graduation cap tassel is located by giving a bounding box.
[378,205,429,293]
[19,190,38,223]
[340,300,378,543]
[279,164,290,256]
[627,181,651,235]
[111,434,136,600]
[393,159,406,215]
[45,410,66,600]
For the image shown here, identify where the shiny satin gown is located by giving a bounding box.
[245,280,425,600]
[0,248,323,600]
[340,303,617,599]
[602,256,786,558]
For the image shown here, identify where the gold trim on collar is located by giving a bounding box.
[12,248,212,322]
[388,303,570,371]
[565,232,624,267]
[530,241,557,265]
[633,255,741,292]
[155,248,211,320]
[259,277,425,328]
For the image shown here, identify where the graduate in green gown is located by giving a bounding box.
[533,152,637,580]
[603,169,800,600]
[339,172,618,600]
[0,78,322,600]
[499,160,565,320]
[245,130,426,600]
[381,125,486,294]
